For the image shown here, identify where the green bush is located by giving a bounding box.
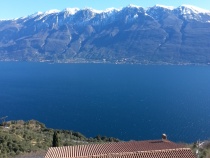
[0,119,120,157]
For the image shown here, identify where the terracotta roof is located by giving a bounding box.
[45,140,196,158]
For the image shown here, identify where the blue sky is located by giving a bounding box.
[0,0,210,19]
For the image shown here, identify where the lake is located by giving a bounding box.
[0,62,210,143]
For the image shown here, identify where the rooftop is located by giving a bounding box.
[45,139,196,158]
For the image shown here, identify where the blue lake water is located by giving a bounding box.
[0,62,210,143]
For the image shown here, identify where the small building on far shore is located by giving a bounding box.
[45,135,196,158]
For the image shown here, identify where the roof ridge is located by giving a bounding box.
[48,139,171,149]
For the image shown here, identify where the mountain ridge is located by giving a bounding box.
[0,4,210,64]
[10,4,210,22]
[3,4,209,21]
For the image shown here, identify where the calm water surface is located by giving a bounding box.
[0,62,210,143]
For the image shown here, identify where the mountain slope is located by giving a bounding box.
[0,5,210,64]
[0,120,119,157]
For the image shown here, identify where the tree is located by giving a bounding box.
[52,131,59,147]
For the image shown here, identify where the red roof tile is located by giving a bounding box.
[45,140,196,158]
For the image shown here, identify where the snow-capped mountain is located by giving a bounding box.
[0,5,210,64]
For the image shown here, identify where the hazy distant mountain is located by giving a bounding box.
[0,4,210,64]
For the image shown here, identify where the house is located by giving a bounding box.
[45,135,196,158]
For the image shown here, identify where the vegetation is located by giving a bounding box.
[189,141,210,158]
[1,119,210,158]
[0,120,119,158]
[52,131,59,147]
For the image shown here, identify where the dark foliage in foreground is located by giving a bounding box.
[0,120,119,158]
[190,141,210,158]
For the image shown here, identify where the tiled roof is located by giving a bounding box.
[45,140,196,158]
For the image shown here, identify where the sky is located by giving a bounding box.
[0,0,210,19]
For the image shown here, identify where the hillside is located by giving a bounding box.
[1,120,210,158]
[0,5,210,64]
[0,120,119,158]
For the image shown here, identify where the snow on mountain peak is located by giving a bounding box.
[103,8,120,13]
[179,5,210,14]
[33,11,43,16]
[82,7,120,14]
[12,4,210,23]
[27,11,43,18]
[82,8,103,14]
[90,8,102,14]
[63,8,80,15]
[154,4,174,10]
[62,7,118,16]
[44,9,60,15]
[127,4,142,9]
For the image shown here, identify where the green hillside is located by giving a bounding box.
[1,119,210,158]
[0,120,119,158]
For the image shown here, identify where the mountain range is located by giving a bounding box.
[0,4,210,64]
